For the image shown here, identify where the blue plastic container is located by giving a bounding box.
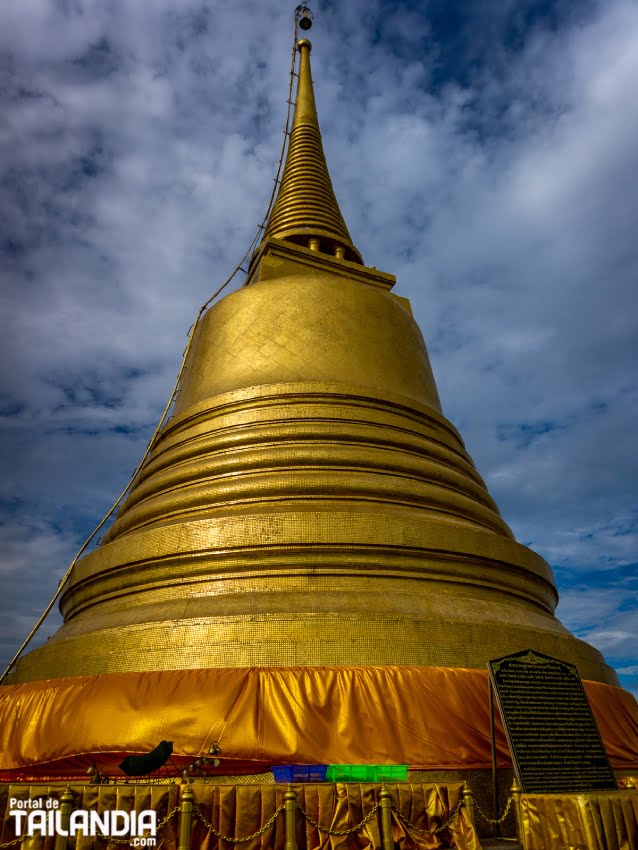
[271,764,328,783]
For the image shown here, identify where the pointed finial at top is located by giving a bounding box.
[260,35,363,264]
[293,40,318,127]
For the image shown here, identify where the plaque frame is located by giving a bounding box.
[488,649,616,795]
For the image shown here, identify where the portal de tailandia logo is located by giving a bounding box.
[9,797,157,846]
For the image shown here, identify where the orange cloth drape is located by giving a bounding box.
[0,666,637,778]
[519,790,638,850]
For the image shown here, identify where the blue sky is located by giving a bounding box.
[0,0,636,696]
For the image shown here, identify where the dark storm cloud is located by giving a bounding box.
[0,1,636,695]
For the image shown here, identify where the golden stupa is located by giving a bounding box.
[1,36,637,812]
[3,38,616,685]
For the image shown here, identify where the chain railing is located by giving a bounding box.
[1,783,473,850]
[97,805,180,847]
[391,796,465,835]
[473,793,514,826]
[187,784,469,848]
[296,800,381,836]
[0,835,25,848]
[192,801,285,844]
[0,790,180,850]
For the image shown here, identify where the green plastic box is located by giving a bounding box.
[376,764,409,781]
[326,764,408,782]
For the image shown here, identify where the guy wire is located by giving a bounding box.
[0,10,304,684]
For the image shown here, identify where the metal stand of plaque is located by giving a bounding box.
[488,649,617,797]
[488,676,500,836]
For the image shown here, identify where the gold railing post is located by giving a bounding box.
[284,787,297,850]
[53,787,74,850]
[462,782,476,830]
[510,777,522,843]
[178,785,194,850]
[379,785,394,850]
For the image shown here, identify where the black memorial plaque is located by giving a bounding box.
[488,649,616,793]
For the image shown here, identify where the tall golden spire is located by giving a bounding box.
[261,39,363,263]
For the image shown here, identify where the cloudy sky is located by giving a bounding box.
[1,0,636,697]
